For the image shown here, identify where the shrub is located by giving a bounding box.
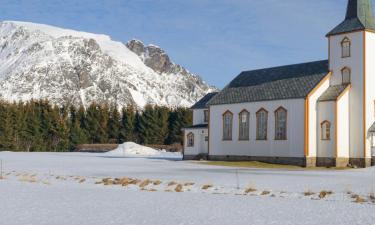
[202,184,213,190]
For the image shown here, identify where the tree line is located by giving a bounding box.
[0,100,192,152]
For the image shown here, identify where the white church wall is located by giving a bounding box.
[317,101,335,158]
[337,90,350,158]
[329,32,364,158]
[193,109,207,125]
[209,99,305,158]
[364,31,375,159]
[184,128,208,156]
[307,74,331,157]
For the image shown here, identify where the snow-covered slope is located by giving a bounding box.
[0,21,217,108]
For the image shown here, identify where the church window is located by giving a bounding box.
[321,121,331,140]
[223,111,233,140]
[341,37,351,58]
[256,108,268,140]
[341,67,351,84]
[275,107,287,140]
[239,110,250,140]
[187,132,194,147]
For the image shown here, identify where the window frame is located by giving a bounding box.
[238,109,250,141]
[341,37,351,58]
[321,121,331,141]
[222,110,233,141]
[187,132,194,147]
[274,107,287,141]
[203,109,209,123]
[341,67,351,84]
[256,108,268,141]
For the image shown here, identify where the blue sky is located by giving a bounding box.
[0,0,351,88]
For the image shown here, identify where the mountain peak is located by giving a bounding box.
[0,21,217,108]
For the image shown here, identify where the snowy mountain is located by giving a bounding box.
[0,21,217,108]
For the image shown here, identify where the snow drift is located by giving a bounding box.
[105,142,181,159]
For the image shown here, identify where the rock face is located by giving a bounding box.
[0,21,217,108]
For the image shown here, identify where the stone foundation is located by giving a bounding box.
[349,158,372,168]
[184,154,371,168]
[207,155,307,167]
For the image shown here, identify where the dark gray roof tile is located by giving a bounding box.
[191,92,218,109]
[318,84,350,102]
[208,60,329,106]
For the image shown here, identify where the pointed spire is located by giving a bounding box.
[327,0,375,36]
[345,0,373,24]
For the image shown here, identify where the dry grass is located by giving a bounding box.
[304,191,315,196]
[148,188,158,192]
[0,175,4,180]
[175,184,183,192]
[153,180,162,186]
[319,190,333,199]
[168,181,178,186]
[202,184,213,190]
[184,182,195,186]
[369,193,375,201]
[139,179,152,188]
[19,175,37,183]
[354,195,367,203]
[244,187,257,194]
[261,191,271,195]
[78,178,86,183]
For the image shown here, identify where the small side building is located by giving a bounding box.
[183,92,218,160]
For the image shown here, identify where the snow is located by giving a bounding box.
[105,142,182,159]
[0,152,375,225]
[0,21,216,109]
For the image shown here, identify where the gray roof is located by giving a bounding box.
[318,84,350,102]
[191,92,218,109]
[208,60,329,106]
[327,0,375,36]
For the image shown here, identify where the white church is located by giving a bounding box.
[183,0,375,168]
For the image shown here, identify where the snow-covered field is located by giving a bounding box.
[0,152,375,225]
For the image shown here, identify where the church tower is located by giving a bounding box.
[326,0,375,166]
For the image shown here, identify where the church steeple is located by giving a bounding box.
[327,0,375,36]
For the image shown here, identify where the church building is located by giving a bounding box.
[183,0,375,168]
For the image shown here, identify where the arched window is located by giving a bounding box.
[275,107,287,140]
[223,111,233,140]
[239,110,250,140]
[321,121,331,140]
[341,67,351,84]
[256,108,268,140]
[187,132,194,147]
[341,37,351,58]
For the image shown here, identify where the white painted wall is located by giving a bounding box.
[364,31,375,159]
[337,90,350,158]
[317,101,335,158]
[209,99,305,157]
[193,109,208,125]
[307,76,331,157]
[329,32,364,158]
[184,128,208,156]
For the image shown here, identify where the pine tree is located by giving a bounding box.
[119,105,136,143]
[107,105,120,143]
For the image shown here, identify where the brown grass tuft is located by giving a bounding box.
[244,187,257,194]
[79,178,86,183]
[153,180,162,186]
[319,190,333,199]
[139,179,152,188]
[168,181,178,186]
[148,188,158,192]
[202,184,213,190]
[19,175,37,183]
[261,191,271,195]
[354,195,367,203]
[175,184,183,192]
[304,191,315,196]
[184,182,195,186]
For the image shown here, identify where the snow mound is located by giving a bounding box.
[105,142,181,159]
